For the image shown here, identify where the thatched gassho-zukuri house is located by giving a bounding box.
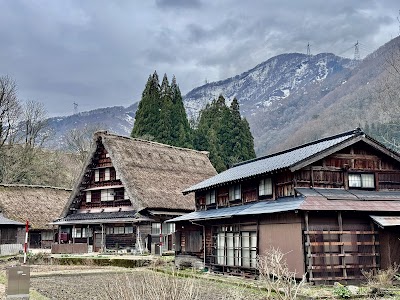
[0,184,71,249]
[52,131,216,254]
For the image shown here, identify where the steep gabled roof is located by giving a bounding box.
[62,132,216,217]
[0,184,71,229]
[183,128,400,194]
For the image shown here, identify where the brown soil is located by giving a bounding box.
[0,262,264,300]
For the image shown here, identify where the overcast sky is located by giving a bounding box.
[1,0,399,116]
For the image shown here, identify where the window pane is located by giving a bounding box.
[151,223,161,235]
[217,233,225,265]
[226,233,234,266]
[229,186,234,200]
[259,178,272,196]
[234,185,241,199]
[361,174,375,188]
[259,179,265,195]
[206,190,216,204]
[86,191,91,203]
[210,190,216,204]
[349,174,361,187]
[242,232,250,268]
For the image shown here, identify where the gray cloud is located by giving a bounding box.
[0,0,399,116]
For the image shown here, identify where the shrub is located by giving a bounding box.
[362,264,399,290]
[333,284,351,299]
[256,247,306,300]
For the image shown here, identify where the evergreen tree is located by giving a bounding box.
[131,72,192,148]
[194,95,256,172]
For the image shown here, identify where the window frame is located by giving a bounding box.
[229,184,241,201]
[206,190,216,205]
[348,173,375,189]
[215,226,257,268]
[259,178,272,196]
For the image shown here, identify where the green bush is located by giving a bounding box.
[333,284,351,299]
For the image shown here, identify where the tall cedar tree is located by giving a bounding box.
[194,95,256,172]
[131,72,192,148]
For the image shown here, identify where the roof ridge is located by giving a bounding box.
[96,131,210,156]
[233,128,363,167]
[0,184,72,191]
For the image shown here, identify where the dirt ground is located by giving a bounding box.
[0,263,264,300]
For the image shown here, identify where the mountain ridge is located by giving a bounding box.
[46,36,400,156]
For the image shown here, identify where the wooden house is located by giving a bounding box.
[0,212,25,255]
[169,128,400,283]
[0,184,71,249]
[52,131,216,254]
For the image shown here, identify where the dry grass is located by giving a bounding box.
[362,264,400,290]
[257,247,306,300]
[100,270,199,300]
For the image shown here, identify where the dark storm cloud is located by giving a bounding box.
[0,0,399,116]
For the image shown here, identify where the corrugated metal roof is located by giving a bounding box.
[236,197,304,215]
[370,215,400,227]
[296,188,400,211]
[0,213,25,226]
[51,211,154,225]
[313,188,358,200]
[296,188,400,201]
[351,190,400,201]
[167,197,304,222]
[184,129,361,194]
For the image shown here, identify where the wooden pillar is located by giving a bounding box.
[72,225,75,244]
[58,226,61,244]
[310,167,314,187]
[370,221,377,274]
[86,225,90,246]
[101,224,104,252]
[338,212,347,279]
[304,212,313,281]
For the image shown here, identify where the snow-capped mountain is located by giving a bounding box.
[46,35,400,156]
[46,103,137,149]
[183,52,356,154]
[184,53,353,121]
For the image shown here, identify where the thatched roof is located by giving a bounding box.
[62,132,216,217]
[0,184,71,230]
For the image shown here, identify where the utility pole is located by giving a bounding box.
[307,42,311,56]
[354,41,360,61]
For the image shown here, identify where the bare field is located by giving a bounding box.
[0,262,263,300]
[30,268,264,300]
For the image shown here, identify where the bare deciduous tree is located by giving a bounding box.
[0,75,22,148]
[64,124,104,163]
[20,100,52,147]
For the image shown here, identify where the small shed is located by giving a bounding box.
[0,212,25,255]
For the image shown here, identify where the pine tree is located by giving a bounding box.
[131,72,192,147]
[194,95,256,172]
